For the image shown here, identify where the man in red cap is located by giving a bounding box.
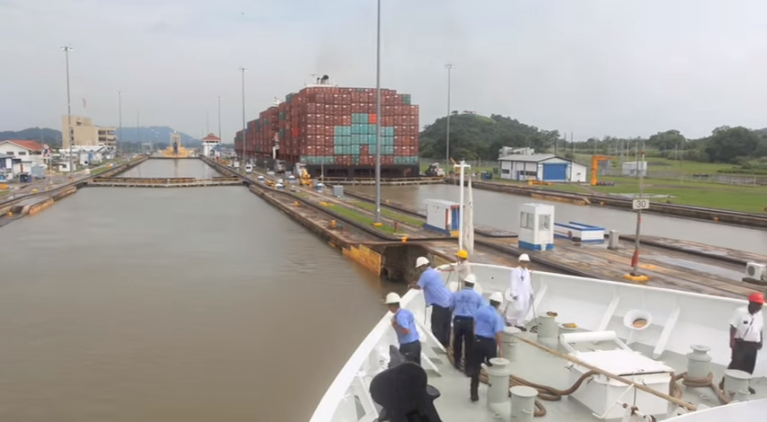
[720,291,764,393]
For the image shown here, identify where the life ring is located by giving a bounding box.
[567,231,573,239]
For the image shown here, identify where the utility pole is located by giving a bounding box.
[62,46,74,174]
[217,96,222,142]
[137,110,140,149]
[445,64,453,167]
[374,0,382,223]
[239,67,247,167]
[630,149,646,278]
[118,91,123,158]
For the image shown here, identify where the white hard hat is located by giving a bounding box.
[463,273,476,284]
[518,254,531,262]
[415,256,430,268]
[489,292,503,304]
[385,292,401,305]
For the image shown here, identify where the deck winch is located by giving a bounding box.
[560,331,674,419]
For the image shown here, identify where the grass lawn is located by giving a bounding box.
[323,203,398,234]
[586,176,767,213]
[418,156,767,212]
[350,201,425,226]
[0,190,9,198]
[572,154,743,176]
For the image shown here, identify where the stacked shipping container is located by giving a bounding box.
[235,85,419,179]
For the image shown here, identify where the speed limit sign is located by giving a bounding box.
[632,199,650,210]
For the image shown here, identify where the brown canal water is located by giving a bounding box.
[0,162,397,422]
[117,158,222,179]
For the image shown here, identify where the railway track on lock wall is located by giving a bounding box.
[337,189,763,299]
[0,157,148,213]
[200,160,759,297]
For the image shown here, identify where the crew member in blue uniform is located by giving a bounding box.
[468,292,505,402]
[385,292,421,365]
[409,256,453,348]
[451,274,485,373]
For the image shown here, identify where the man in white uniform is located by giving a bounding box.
[503,254,533,330]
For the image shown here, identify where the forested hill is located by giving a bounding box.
[418,114,559,161]
[418,113,767,165]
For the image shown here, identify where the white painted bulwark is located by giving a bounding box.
[497,154,587,182]
[518,203,555,250]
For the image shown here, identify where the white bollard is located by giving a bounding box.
[486,358,511,410]
[686,345,712,380]
[723,369,751,396]
[502,327,522,363]
[536,314,558,340]
[510,386,538,422]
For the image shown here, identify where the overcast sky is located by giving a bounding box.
[1,0,765,142]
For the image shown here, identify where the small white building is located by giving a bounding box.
[202,133,221,157]
[621,161,647,177]
[0,140,45,168]
[60,145,110,166]
[498,154,587,183]
[498,146,535,158]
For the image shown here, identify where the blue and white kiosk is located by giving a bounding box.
[518,203,555,251]
[423,199,461,236]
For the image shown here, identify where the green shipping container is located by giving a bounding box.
[402,94,412,105]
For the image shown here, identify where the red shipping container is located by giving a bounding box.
[369,113,377,124]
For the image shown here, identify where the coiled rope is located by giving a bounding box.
[445,347,597,417]
[668,372,731,405]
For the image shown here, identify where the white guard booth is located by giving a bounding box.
[518,203,555,251]
[423,199,460,236]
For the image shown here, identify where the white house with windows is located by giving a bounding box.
[497,154,587,183]
[0,140,47,177]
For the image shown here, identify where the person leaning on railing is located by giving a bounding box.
[444,249,471,282]
[409,256,452,348]
[385,292,421,365]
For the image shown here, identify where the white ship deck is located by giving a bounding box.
[311,263,767,422]
[423,328,767,421]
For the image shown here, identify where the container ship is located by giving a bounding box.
[234,76,419,179]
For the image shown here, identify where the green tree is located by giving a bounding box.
[704,126,760,163]
[419,113,558,161]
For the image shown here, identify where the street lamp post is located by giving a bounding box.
[239,67,247,168]
[445,64,453,167]
[118,91,122,158]
[62,46,73,174]
[630,149,646,277]
[217,96,222,142]
[374,0,382,223]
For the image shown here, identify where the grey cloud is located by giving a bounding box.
[1,0,766,142]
